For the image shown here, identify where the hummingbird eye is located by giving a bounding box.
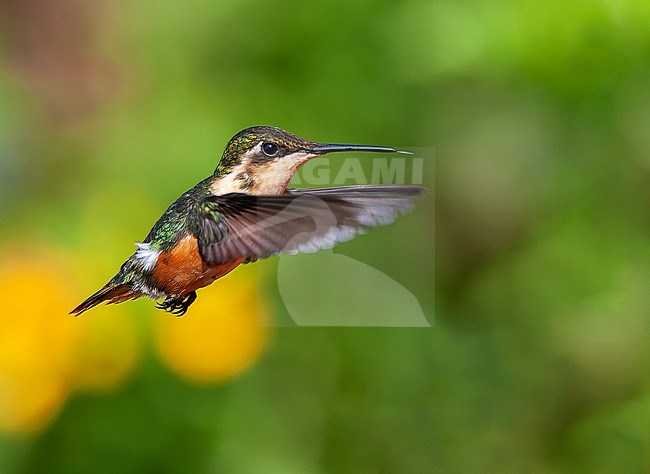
[261,141,279,157]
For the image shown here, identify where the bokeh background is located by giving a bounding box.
[1,0,649,472]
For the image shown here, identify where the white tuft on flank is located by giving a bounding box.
[134,280,165,299]
[134,242,160,272]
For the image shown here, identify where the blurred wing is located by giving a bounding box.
[194,185,426,266]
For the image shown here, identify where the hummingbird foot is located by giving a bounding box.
[155,291,197,317]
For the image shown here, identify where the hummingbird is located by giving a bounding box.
[71,126,425,316]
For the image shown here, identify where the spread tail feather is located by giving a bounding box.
[70,283,138,316]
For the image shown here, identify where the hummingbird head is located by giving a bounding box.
[216,126,317,173]
[213,125,409,194]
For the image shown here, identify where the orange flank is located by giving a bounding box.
[152,235,243,296]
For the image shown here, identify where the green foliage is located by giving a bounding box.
[0,0,648,472]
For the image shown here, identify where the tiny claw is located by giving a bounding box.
[155,291,196,317]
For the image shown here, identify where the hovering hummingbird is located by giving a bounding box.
[71,126,425,316]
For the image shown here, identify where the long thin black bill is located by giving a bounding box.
[311,144,412,155]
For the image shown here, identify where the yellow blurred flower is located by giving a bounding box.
[155,267,269,384]
[0,231,270,433]
[0,249,139,434]
[67,306,139,393]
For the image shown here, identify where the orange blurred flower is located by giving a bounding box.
[155,267,269,384]
[0,249,139,434]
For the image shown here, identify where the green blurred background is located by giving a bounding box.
[1,0,649,472]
